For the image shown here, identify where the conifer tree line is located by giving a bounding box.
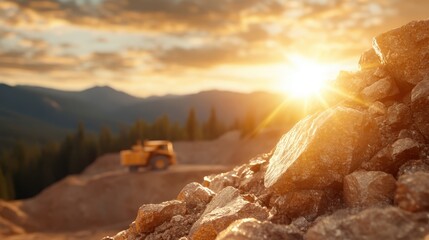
[0,107,258,200]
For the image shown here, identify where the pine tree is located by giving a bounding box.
[0,167,10,199]
[98,126,113,154]
[204,107,219,140]
[186,108,199,141]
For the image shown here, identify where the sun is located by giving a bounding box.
[278,55,334,99]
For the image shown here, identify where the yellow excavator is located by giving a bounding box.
[120,140,177,172]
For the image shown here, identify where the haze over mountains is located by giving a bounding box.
[0,84,285,148]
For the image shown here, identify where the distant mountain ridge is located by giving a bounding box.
[17,85,142,112]
[0,84,285,148]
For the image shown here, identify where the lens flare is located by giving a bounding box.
[279,55,336,99]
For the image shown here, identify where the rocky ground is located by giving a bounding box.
[104,20,429,240]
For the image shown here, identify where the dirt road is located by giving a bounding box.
[0,155,229,239]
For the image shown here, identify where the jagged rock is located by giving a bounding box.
[269,190,331,221]
[189,195,268,240]
[395,172,429,212]
[373,67,388,78]
[367,101,386,116]
[361,147,393,172]
[373,20,429,86]
[201,187,241,216]
[177,182,214,210]
[411,80,429,139]
[203,171,239,193]
[135,200,186,234]
[397,160,429,177]
[290,217,312,233]
[145,214,199,240]
[305,207,429,240]
[236,160,268,196]
[361,77,399,102]
[398,129,426,143]
[216,218,303,240]
[335,70,380,97]
[411,79,429,102]
[103,230,126,240]
[188,187,265,239]
[359,48,381,70]
[343,171,396,208]
[362,138,421,174]
[386,103,411,129]
[238,170,265,196]
[265,106,380,193]
[391,138,420,166]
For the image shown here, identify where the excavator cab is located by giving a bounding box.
[120,140,177,172]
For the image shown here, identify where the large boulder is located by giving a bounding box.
[343,171,396,208]
[135,200,186,234]
[265,106,380,193]
[395,172,429,212]
[305,207,429,240]
[373,19,429,86]
[216,218,302,240]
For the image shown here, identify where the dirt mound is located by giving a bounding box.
[175,129,282,166]
[105,20,429,240]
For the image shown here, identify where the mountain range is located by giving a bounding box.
[0,84,287,148]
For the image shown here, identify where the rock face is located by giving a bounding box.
[305,207,429,240]
[343,171,396,208]
[103,20,429,240]
[265,106,380,193]
[216,218,302,240]
[395,172,429,212]
[373,20,429,86]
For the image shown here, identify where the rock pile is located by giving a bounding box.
[104,20,429,240]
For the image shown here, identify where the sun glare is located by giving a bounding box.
[279,55,335,99]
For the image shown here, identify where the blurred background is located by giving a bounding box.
[0,1,427,238]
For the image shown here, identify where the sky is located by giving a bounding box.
[0,0,428,97]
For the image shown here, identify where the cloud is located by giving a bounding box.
[0,51,68,72]
[84,52,135,71]
[1,0,429,96]
[154,43,285,68]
